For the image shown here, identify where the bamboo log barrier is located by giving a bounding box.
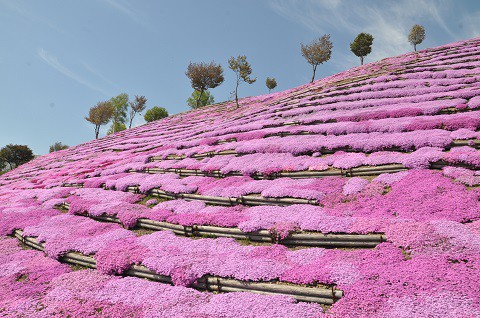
[62,183,84,188]
[12,229,343,305]
[139,156,479,181]
[214,127,480,147]
[92,103,477,156]
[137,164,409,179]
[59,203,385,248]
[131,104,476,157]
[59,183,335,207]
[61,161,477,220]
[152,139,480,161]
[62,160,477,208]
[137,188,319,206]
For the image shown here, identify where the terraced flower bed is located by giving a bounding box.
[1,37,480,317]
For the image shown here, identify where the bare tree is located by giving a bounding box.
[350,33,374,65]
[85,101,114,139]
[266,77,277,93]
[228,55,256,108]
[128,95,147,128]
[301,34,333,83]
[186,62,224,109]
[408,24,426,52]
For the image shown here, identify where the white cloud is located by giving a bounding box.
[102,0,135,17]
[82,62,117,88]
[268,0,354,34]
[0,0,66,34]
[99,0,151,29]
[460,11,480,39]
[37,48,110,96]
[268,0,469,68]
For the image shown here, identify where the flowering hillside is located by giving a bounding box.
[1,37,480,317]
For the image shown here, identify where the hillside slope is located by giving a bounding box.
[1,37,480,317]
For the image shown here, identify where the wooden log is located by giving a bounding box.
[12,231,343,305]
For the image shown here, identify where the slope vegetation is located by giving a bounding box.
[1,37,480,317]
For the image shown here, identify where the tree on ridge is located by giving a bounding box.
[186,61,224,109]
[85,101,114,139]
[350,33,374,65]
[49,142,69,153]
[128,95,147,129]
[408,24,426,52]
[266,77,277,93]
[228,55,256,108]
[108,93,129,134]
[301,34,333,83]
[144,106,169,122]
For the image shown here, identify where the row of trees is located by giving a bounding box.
[186,77,277,109]
[0,142,69,173]
[0,25,429,166]
[184,24,425,108]
[85,94,168,139]
[106,93,148,134]
[84,59,276,139]
[185,56,261,109]
[83,24,426,139]
[302,24,426,82]
[185,58,279,109]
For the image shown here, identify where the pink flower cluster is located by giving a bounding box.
[0,236,323,317]
[442,166,480,186]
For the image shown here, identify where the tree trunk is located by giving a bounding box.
[196,90,204,109]
[95,126,99,139]
[414,44,417,52]
[235,81,239,109]
[360,56,364,65]
[311,65,317,83]
[129,115,134,129]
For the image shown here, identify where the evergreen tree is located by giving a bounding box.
[144,106,169,122]
[187,90,215,109]
[266,77,277,93]
[350,33,374,65]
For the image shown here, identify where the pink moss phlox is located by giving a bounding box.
[2,37,480,317]
[96,237,148,275]
[22,214,136,258]
[442,166,480,186]
[342,177,369,195]
[144,198,158,206]
[468,95,480,109]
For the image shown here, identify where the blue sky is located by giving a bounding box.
[1,0,479,155]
